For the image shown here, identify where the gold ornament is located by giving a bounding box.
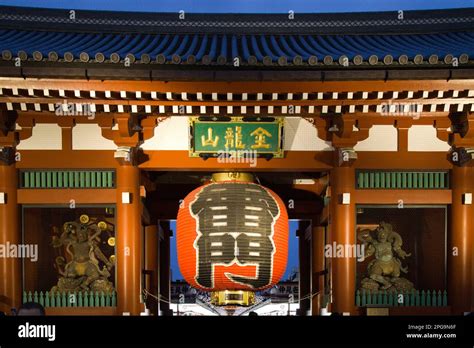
[98,221,108,231]
[109,255,116,264]
[79,214,89,224]
[211,290,255,306]
[107,237,116,247]
[212,172,254,183]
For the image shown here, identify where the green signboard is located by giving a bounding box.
[189,117,284,158]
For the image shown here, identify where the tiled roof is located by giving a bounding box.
[0,6,473,68]
[1,29,472,66]
[1,6,474,34]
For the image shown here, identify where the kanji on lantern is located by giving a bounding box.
[177,180,288,291]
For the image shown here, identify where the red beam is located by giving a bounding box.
[18,188,116,204]
[355,152,451,169]
[140,150,333,171]
[354,189,451,204]
[14,150,453,171]
[1,78,474,93]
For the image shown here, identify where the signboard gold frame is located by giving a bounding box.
[189,116,284,158]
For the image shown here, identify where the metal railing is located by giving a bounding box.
[356,289,448,307]
[23,290,116,307]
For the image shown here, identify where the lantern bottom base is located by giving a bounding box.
[211,290,255,306]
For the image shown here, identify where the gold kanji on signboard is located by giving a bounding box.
[201,128,219,147]
[250,127,272,149]
[224,126,246,149]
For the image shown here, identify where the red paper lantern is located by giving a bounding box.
[177,178,288,292]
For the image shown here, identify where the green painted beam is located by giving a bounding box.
[19,170,116,189]
[355,171,449,189]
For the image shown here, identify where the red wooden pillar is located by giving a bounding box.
[329,165,356,314]
[102,115,158,316]
[448,165,474,313]
[116,163,143,315]
[0,162,20,314]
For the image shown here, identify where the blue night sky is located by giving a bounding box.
[0,0,472,13]
[170,220,300,282]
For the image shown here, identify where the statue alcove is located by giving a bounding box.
[355,206,446,293]
[22,206,116,294]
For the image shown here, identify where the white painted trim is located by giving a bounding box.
[354,125,397,152]
[408,125,450,152]
[17,123,62,150]
[72,124,116,150]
